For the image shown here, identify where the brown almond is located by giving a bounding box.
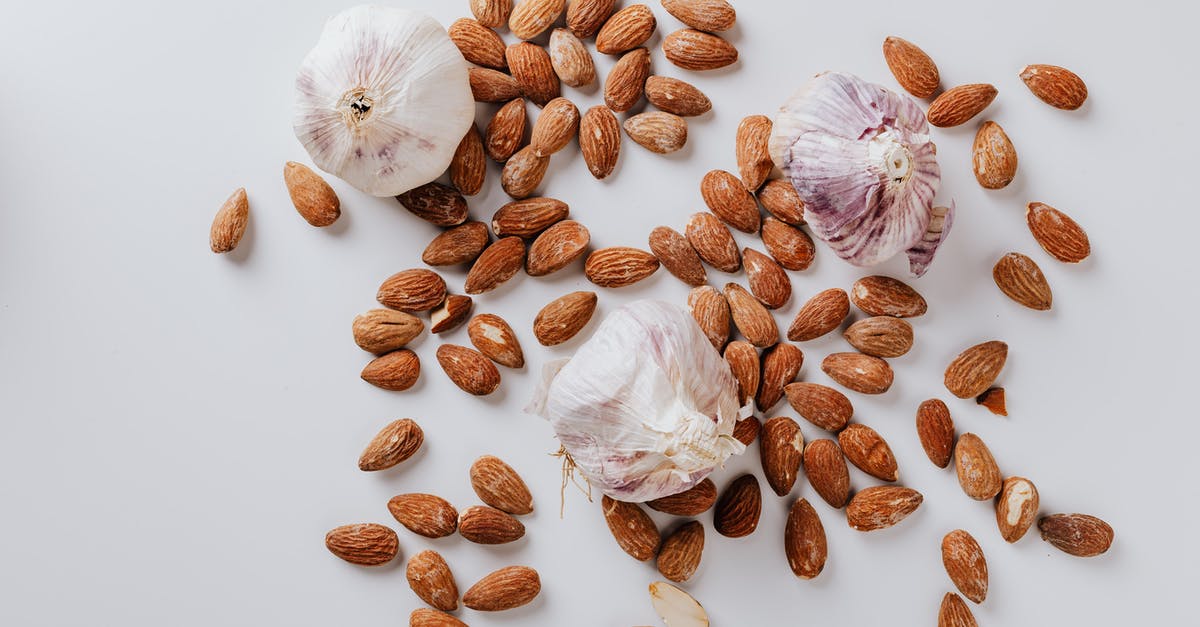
[686,212,741,272]
[662,29,737,70]
[688,285,731,350]
[976,387,1007,416]
[284,162,340,227]
[757,342,803,412]
[732,415,761,446]
[724,283,779,348]
[736,115,773,190]
[596,4,656,54]
[1038,513,1113,557]
[209,187,249,253]
[458,505,525,544]
[531,97,580,156]
[1020,64,1088,110]
[644,75,712,117]
[803,439,851,508]
[470,0,513,28]
[972,121,1017,189]
[723,341,760,406]
[760,416,805,496]
[501,145,550,199]
[657,520,704,582]
[548,28,596,88]
[492,197,569,238]
[649,226,707,287]
[851,275,927,318]
[585,246,660,287]
[822,352,894,395]
[701,169,760,233]
[743,248,791,309]
[624,111,689,154]
[527,220,590,276]
[845,486,923,531]
[534,291,598,346]
[713,474,762,538]
[430,294,473,334]
[605,47,651,112]
[757,179,805,225]
[505,42,560,107]
[361,349,420,391]
[787,289,849,342]
[449,18,508,70]
[601,495,660,560]
[784,382,853,432]
[509,0,565,40]
[785,499,827,579]
[646,478,717,516]
[662,0,735,32]
[485,98,527,163]
[761,217,815,271]
[471,455,534,515]
[353,309,424,354]
[882,36,940,98]
[436,344,501,396]
[939,592,978,627]
[358,418,424,472]
[844,317,914,358]
[944,340,1008,399]
[406,550,459,612]
[410,608,467,627]
[580,104,621,179]
[954,433,1002,500]
[995,476,1039,543]
[423,221,490,267]
[397,182,468,227]
[838,423,899,482]
[927,84,998,128]
[450,124,487,196]
[916,399,955,469]
[942,530,988,604]
[469,67,522,103]
[388,493,458,538]
[469,313,525,368]
[566,0,616,38]
[1026,202,1090,263]
[463,565,541,611]
[465,237,526,294]
[325,523,399,566]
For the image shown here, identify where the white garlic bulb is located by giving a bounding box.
[769,72,954,276]
[527,300,747,503]
[293,6,475,197]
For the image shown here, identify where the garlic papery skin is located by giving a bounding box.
[769,72,948,276]
[293,6,475,197]
[527,300,747,502]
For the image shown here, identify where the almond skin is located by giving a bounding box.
[644,75,712,116]
[724,283,779,348]
[436,344,502,395]
[423,222,490,267]
[501,145,550,199]
[595,4,657,55]
[449,18,508,70]
[724,341,760,406]
[646,478,717,516]
[624,112,689,154]
[505,42,560,107]
[995,476,1039,542]
[388,493,458,538]
[761,218,815,271]
[465,237,526,294]
[785,499,827,579]
[406,550,459,612]
[785,382,853,432]
[469,67,522,102]
[509,0,565,40]
[580,104,621,178]
[688,285,731,350]
[662,0,736,32]
[657,520,704,582]
[530,97,580,156]
[845,486,923,531]
[534,291,598,345]
[972,121,1017,189]
[736,115,773,190]
[844,317,914,358]
[803,439,851,508]
[1026,202,1090,263]
[601,495,660,560]
[851,275,927,318]
[463,565,541,611]
[605,47,651,112]
[470,455,534,515]
[353,309,424,355]
[458,505,525,544]
[397,182,468,227]
[927,83,998,128]
[410,608,467,627]
[209,187,248,253]
[732,415,761,446]
[788,288,849,341]
[702,169,760,233]
[430,294,473,334]
[493,197,569,238]
[838,423,899,482]
[757,179,806,225]
[527,219,590,276]
[944,340,1008,399]
[662,28,737,70]
[485,98,527,163]
[361,349,421,391]
[954,433,1002,500]
[976,387,1007,416]
[756,342,803,413]
[650,226,707,287]
[467,313,525,368]
[916,399,955,469]
[743,248,791,309]
[470,0,512,28]
[1020,64,1088,110]
[882,36,940,98]
[760,416,805,496]
[325,523,399,566]
[284,162,340,227]
[942,530,988,603]
[822,352,895,395]
[713,474,762,538]
[1038,513,1113,557]
[939,592,978,627]
[686,212,741,272]
[548,28,596,88]
[566,0,616,38]
[359,418,424,471]
[585,246,660,287]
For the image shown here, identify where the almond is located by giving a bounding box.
[325,523,399,566]
[430,294,473,334]
[975,386,1007,416]
[410,608,467,627]
[458,505,525,544]
[469,67,522,102]
[471,455,534,515]
[838,423,899,482]
[566,0,616,38]
[1020,64,1087,110]
[916,399,955,469]
[760,416,805,496]
[724,282,779,348]
[505,42,560,106]
[649,581,709,624]
[926,83,998,128]
[1026,202,1090,263]
[353,309,424,355]
[644,75,712,116]
[803,438,851,508]
[358,418,424,471]
[995,476,1039,542]
[596,4,656,54]
[972,120,1017,189]
[436,344,502,395]
[465,237,526,294]
[688,285,731,350]
[534,290,598,345]
[406,550,459,612]
[743,248,791,309]
[580,104,621,179]
[470,0,513,28]
[844,316,913,358]
[784,382,853,432]
[845,486,923,531]
[397,182,468,227]
[284,162,340,227]
[662,0,736,32]
[736,115,773,190]
[939,592,978,627]
[701,169,760,233]
[713,474,762,538]
[662,29,737,70]
[851,275,927,318]
[624,111,689,154]
[605,47,651,112]
[422,221,491,266]
[686,212,741,272]
[388,493,458,538]
[548,28,596,88]
[601,495,660,560]
[757,179,805,225]
[649,226,707,286]
[527,219,590,276]
[1038,513,1113,557]
[761,217,815,271]
[509,0,565,40]
[822,352,894,395]
[463,565,541,611]
[501,145,551,199]
[785,499,827,579]
[732,415,761,446]
[941,530,988,604]
[882,36,940,98]
[954,433,1002,500]
[585,246,660,287]
[493,197,569,238]
[756,342,803,412]
[209,187,249,253]
[646,478,717,516]
[723,341,760,406]
[944,340,1008,399]
[449,18,508,70]
[787,289,850,342]
[361,350,421,391]
[485,98,527,162]
[531,96,580,156]
[657,520,704,582]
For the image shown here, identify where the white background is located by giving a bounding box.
[1,1,1195,625]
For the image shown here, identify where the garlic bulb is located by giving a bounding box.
[527,300,747,502]
[769,72,954,276]
[293,6,475,197]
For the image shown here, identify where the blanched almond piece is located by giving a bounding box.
[358,418,423,471]
[501,145,550,199]
[761,217,815,271]
[624,112,688,154]
[644,75,712,117]
[605,47,651,113]
[361,350,420,391]
[284,162,340,227]
[1026,202,1090,263]
[595,4,657,55]
[468,313,525,369]
[353,309,424,355]
[954,433,1002,500]
[534,291,598,346]
[785,499,827,579]
[686,212,741,272]
[580,104,621,179]
[548,28,596,88]
[845,485,923,531]
[787,288,849,342]
[436,344,501,396]
[485,98,527,163]
[743,248,791,309]
[724,283,778,348]
[662,28,738,70]
[688,285,730,350]
[530,97,580,157]
[785,382,853,432]
[736,115,773,190]
[701,169,760,233]
[649,226,707,287]
[465,237,526,294]
[527,219,590,276]
[209,187,248,253]
[585,247,660,287]
[839,423,899,482]
[662,0,736,32]
[723,340,759,406]
[756,342,803,413]
[422,221,490,267]
[757,179,805,225]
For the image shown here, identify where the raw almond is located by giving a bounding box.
[944,340,1008,399]
[492,197,569,238]
[649,226,707,286]
[803,438,851,508]
[644,75,712,116]
[353,309,424,354]
[756,342,803,413]
[284,162,340,227]
[470,0,513,27]
[436,344,501,395]
[662,29,737,70]
[686,212,741,272]
[505,42,559,107]
[926,83,998,128]
[548,28,596,88]
[713,474,762,538]
[954,432,1002,500]
[844,316,913,358]
[646,478,717,516]
[470,455,534,514]
[757,179,805,225]
[509,0,565,40]
[723,341,760,406]
[485,98,527,163]
[566,0,616,38]
[325,523,399,566]
[469,67,522,102]
[732,415,761,446]
[361,349,420,391]
[972,121,1017,189]
[601,495,660,560]
[995,476,1039,543]
[724,282,779,348]
[465,237,526,294]
[624,111,689,154]
[785,499,827,579]
[916,399,955,469]
[463,565,541,611]
[736,115,773,190]
[942,529,988,604]
[851,275,927,318]
[397,182,468,227]
[939,592,978,627]
[605,47,651,112]
[657,520,704,582]
[688,285,731,350]
[595,4,656,54]
[761,217,815,271]
[1020,64,1088,110]
[580,104,621,178]
[585,246,660,287]
[410,608,467,627]
[534,291,598,345]
[388,493,458,538]
[422,221,490,266]
[1026,202,1090,263]
[701,169,760,233]
[662,0,736,32]
[468,313,525,368]
[760,416,805,496]
[430,294,473,334]
[358,418,424,472]
[822,352,894,395]
[882,36,940,98]
[845,486,923,531]
[406,550,459,612]
[838,423,899,482]
[501,145,550,199]
[787,288,849,342]
[449,18,508,70]
[976,387,1007,416]
[531,97,580,156]
[209,187,248,253]
[1038,513,1113,557]
[526,219,590,276]
[784,382,853,432]
[458,505,525,544]
[743,248,791,310]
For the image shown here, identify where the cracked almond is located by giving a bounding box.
[995,476,1038,543]
[430,294,473,334]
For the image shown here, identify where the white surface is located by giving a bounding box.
[0,1,1195,625]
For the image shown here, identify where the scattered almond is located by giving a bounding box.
[358,418,423,471]
[644,75,712,116]
[470,0,512,28]
[650,226,707,286]
[548,28,596,88]
[470,455,534,515]
[787,289,850,342]
[1026,202,1090,263]
[714,474,762,538]
[1038,513,1113,557]
[493,196,569,238]
[449,18,508,70]
[596,4,657,54]
[468,313,525,368]
[662,28,738,70]
[410,608,467,627]
[756,342,803,412]
[1020,64,1088,110]
[601,495,661,560]
[325,523,399,566]
[724,282,779,348]
[534,291,598,345]
[760,416,805,496]
[624,111,689,154]
[566,0,616,38]
[939,592,978,627]
[646,478,717,516]
[388,493,458,538]
[916,399,955,468]
[585,246,660,287]
[954,432,1002,500]
[803,438,851,508]
[743,248,791,309]
[882,36,940,98]
[784,382,853,431]
[530,97,580,156]
[995,476,1039,543]
[975,387,1007,416]
[761,217,815,271]
[605,47,651,112]
[361,350,421,391]
[436,344,502,395]
[501,145,551,199]
[942,530,988,604]
[736,115,773,190]
[926,83,998,128]
[662,0,736,32]
[724,341,760,406]
[485,98,527,163]
[844,316,914,358]
[430,294,473,334]
[839,423,899,482]
[209,187,248,253]
[732,415,761,446]
[657,520,704,582]
[458,505,525,544]
[505,42,560,107]
[944,340,1008,399]
[822,352,894,395]
[527,219,590,276]
[284,162,340,227]
[406,550,459,612]
[785,499,827,579]
[463,565,541,611]
[580,104,621,178]
[509,0,565,40]
[688,285,731,350]
[397,182,468,227]
[422,221,490,266]
[465,237,526,294]
[757,179,805,225]
[353,309,424,355]
[469,67,522,102]
[845,486,923,531]
[851,275,927,318]
[972,120,1017,189]
[702,169,760,233]
[686,212,741,272]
